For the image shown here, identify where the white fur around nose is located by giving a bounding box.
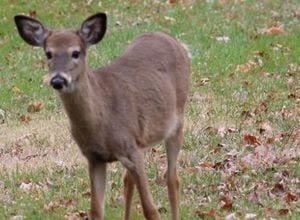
[44,72,75,93]
[57,72,72,84]
[55,72,75,93]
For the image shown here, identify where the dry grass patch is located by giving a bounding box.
[0,112,86,172]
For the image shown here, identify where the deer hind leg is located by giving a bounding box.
[123,170,135,220]
[165,123,183,220]
[119,150,161,220]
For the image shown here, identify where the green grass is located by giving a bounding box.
[1,0,299,219]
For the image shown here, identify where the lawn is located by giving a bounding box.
[0,0,299,219]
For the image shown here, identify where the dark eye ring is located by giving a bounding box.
[72,51,80,59]
[45,51,52,59]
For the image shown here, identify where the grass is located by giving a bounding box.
[0,0,299,219]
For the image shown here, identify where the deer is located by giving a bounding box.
[14,12,190,220]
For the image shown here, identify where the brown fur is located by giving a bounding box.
[15,13,190,220]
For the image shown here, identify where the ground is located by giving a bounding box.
[0,0,299,219]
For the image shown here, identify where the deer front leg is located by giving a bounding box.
[88,160,107,220]
[119,150,160,220]
[123,170,135,220]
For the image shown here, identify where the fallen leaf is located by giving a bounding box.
[19,182,32,193]
[259,101,268,113]
[242,79,252,86]
[164,16,175,22]
[225,213,236,220]
[280,106,293,119]
[236,63,252,73]
[196,208,217,219]
[287,63,300,75]
[27,102,43,113]
[86,0,93,6]
[115,21,122,26]
[217,125,228,138]
[44,201,59,212]
[287,93,296,99]
[19,115,32,123]
[197,77,210,86]
[243,134,260,146]
[82,190,91,198]
[278,208,289,216]
[264,207,274,217]
[66,211,89,220]
[0,108,5,124]
[284,192,297,204]
[11,216,24,220]
[287,77,294,88]
[65,199,78,209]
[271,183,286,196]
[271,43,285,51]
[199,161,212,169]
[158,205,167,214]
[259,121,273,134]
[216,36,230,43]
[266,26,285,35]
[184,166,198,174]
[78,211,89,219]
[266,137,275,145]
[204,126,218,135]
[29,11,37,17]
[219,194,233,210]
[245,213,257,220]
[11,85,22,95]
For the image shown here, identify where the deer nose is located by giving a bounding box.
[50,75,67,90]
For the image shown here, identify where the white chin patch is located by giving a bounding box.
[61,83,75,93]
[60,73,75,93]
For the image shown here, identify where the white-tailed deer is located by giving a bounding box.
[14,13,190,220]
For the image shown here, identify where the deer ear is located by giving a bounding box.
[79,13,107,46]
[14,15,49,47]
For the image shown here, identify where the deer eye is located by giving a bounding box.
[71,51,80,59]
[45,51,52,59]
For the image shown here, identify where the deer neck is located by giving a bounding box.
[59,71,99,128]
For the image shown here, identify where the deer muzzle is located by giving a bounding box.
[50,74,67,90]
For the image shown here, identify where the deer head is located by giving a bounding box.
[14,13,107,93]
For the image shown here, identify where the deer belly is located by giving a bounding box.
[142,113,178,146]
